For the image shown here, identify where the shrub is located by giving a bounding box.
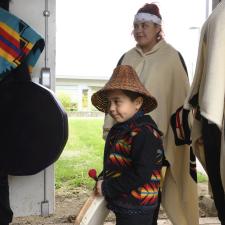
[56,92,71,111]
[70,102,78,111]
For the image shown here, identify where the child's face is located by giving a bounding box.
[107,90,143,123]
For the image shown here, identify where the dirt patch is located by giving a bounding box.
[11,187,89,225]
[12,182,214,225]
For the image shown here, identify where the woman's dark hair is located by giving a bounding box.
[137,3,162,20]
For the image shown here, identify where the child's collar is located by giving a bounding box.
[112,110,145,130]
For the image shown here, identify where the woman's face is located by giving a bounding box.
[133,21,161,53]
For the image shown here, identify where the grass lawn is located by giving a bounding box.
[55,117,105,190]
[55,116,208,190]
[197,171,208,183]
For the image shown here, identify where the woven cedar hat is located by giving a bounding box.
[91,65,157,113]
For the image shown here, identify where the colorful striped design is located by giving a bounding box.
[1,21,33,51]
[0,8,44,78]
[131,183,159,205]
[130,171,161,205]
[150,170,161,182]
[109,153,131,166]
[115,138,131,153]
[105,170,121,178]
[112,172,121,178]
[0,27,21,55]
[0,22,34,62]
[0,22,21,42]
[0,37,21,59]
[0,48,18,67]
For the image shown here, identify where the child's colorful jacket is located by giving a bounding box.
[101,113,164,214]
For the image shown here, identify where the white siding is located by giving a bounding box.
[8,0,56,217]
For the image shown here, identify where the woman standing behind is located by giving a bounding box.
[103,3,199,225]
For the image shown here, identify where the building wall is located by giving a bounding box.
[56,85,100,111]
[56,77,107,111]
[10,0,56,89]
[8,0,56,217]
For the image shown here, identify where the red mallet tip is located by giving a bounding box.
[88,169,97,181]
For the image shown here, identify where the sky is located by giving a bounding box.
[56,0,211,80]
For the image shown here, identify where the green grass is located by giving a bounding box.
[55,117,208,190]
[55,117,105,190]
[197,171,208,183]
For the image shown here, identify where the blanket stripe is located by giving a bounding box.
[0,7,44,80]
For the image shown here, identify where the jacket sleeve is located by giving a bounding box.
[102,127,163,199]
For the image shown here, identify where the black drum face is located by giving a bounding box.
[0,81,68,175]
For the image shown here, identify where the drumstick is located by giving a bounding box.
[88,169,98,181]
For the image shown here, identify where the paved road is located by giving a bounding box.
[104,217,220,225]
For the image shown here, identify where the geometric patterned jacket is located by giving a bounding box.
[101,113,164,214]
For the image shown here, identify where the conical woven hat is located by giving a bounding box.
[91,65,157,113]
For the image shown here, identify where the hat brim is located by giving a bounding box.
[91,87,157,114]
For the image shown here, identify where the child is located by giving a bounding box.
[91,65,164,225]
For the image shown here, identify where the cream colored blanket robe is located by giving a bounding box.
[103,40,199,225]
[184,1,225,191]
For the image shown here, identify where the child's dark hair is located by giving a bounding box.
[122,90,144,102]
[122,90,145,112]
[122,90,145,111]
[105,89,144,112]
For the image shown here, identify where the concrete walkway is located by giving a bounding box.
[156,217,220,225]
[104,217,220,225]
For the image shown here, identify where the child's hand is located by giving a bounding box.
[96,180,103,196]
